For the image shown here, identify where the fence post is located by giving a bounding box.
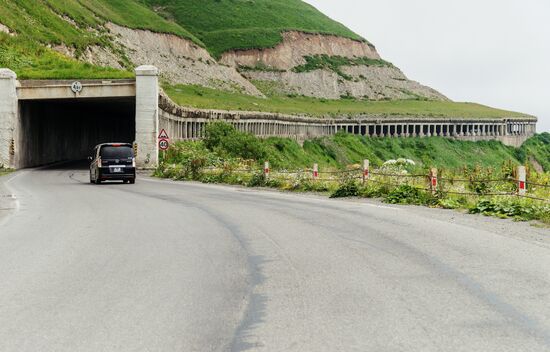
[517,165,526,196]
[362,159,370,184]
[264,161,270,180]
[313,163,319,181]
[430,168,438,195]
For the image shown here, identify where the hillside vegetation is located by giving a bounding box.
[157,126,550,224]
[0,0,536,120]
[0,0,199,79]
[164,84,531,118]
[198,127,550,170]
[142,0,364,58]
[0,0,198,49]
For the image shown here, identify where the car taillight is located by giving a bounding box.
[132,158,136,167]
[97,157,102,167]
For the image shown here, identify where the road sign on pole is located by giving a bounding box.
[158,129,170,141]
[159,139,169,151]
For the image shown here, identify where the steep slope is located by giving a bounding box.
[142,0,446,100]
[0,0,261,94]
[141,0,365,57]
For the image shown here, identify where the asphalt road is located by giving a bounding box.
[1,164,549,352]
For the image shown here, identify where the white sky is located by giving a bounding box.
[305,0,550,132]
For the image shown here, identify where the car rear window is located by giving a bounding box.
[100,146,133,159]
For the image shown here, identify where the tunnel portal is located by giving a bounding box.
[17,98,135,167]
[0,66,160,169]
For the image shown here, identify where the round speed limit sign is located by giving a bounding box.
[159,139,169,151]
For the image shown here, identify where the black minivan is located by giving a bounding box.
[89,143,136,184]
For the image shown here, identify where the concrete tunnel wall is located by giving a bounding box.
[16,98,135,168]
[0,66,158,169]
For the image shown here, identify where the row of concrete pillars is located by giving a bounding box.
[161,116,334,140]
[161,115,537,141]
[337,121,536,138]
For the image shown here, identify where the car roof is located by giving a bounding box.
[94,143,133,149]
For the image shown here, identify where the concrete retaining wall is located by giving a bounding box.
[158,94,537,147]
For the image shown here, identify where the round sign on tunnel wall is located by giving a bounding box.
[71,81,83,94]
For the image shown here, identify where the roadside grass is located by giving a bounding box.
[164,84,531,119]
[141,0,364,58]
[155,123,550,225]
[0,168,13,177]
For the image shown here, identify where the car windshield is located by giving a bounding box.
[100,146,133,159]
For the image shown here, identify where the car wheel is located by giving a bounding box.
[90,171,94,184]
[95,178,102,184]
[129,178,135,184]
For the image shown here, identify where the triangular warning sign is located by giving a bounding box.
[158,129,170,140]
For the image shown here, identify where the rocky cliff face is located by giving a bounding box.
[220,31,380,70]
[106,23,262,96]
[50,22,263,96]
[220,31,446,101]
[243,65,445,100]
[21,11,445,102]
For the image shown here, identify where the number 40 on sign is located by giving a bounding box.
[158,129,170,151]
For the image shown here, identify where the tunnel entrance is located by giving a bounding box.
[17,97,135,168]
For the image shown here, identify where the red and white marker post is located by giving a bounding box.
[362,159,370,184]
[430,168,438,195]
[313,163,319,181]
[517,166,527,196]
[264,161,270,180]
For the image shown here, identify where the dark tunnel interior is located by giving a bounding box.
[17,97,135,168]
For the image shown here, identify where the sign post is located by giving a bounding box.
[158,129,170,161]
[430,168,438,195]
[517,166,527,196]
[362,159,370,185]
[264,161,270,180]
[313,163,319,181]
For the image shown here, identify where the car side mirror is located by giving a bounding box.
[87,156,93,161]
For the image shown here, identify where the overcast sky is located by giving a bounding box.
[306,0,550,132]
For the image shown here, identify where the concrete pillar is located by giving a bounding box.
[135,65,159,168]
[0,69,17,169]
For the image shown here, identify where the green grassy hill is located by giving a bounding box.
[0,0,537,120]
[142,0,364,58]
[0,0,198,79]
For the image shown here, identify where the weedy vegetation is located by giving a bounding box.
[155,123,550,225]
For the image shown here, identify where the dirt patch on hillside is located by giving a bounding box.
[220,31,380,70]
[106,23,262,96]
[0,23,14,36]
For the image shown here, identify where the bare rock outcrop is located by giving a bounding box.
[0,23,14,36]
[219,30,447,100]
[244,65,447,101]
[106,23,263,96]
[220,31,379,70]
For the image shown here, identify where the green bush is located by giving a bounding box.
[469,199,550,222]
[204,122,267,161]
[385,185,433,205]
[247,172,266,187]
[158,141,215,180]
[330,180,360,198]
